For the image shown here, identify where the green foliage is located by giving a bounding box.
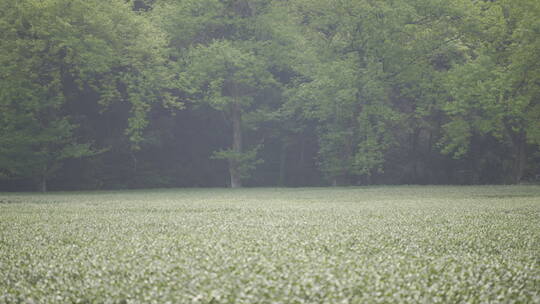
[439,119,471,159]
[211,145,264,181]
[0,0,97,181]
[158,1,284,186]
[181,40,276,109]
[1,186,539,302]
[439,0,540,181]
[1,0,539,188]
[354,104,400,175]
[283,0,460,183]
[0,0,180,187]
[0,115,95,180]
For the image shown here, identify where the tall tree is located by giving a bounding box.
[441,0,540,183]
[0,0,179,191]
[283,0,469,185]
[155,0,281,187]
[181,40,274,187]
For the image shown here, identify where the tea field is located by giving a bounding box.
[1,186,539,303]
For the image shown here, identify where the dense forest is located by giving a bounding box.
[1,0,539,191]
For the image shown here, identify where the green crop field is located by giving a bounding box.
[1,186,539,303]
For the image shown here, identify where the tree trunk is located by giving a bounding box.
[278,142,288,186]
[229,102,242,188]
[297,135,305,186]
[410,128,420,183]
[511,131,527,184]
[39,175,47,193]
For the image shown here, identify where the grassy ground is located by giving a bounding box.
[1,186,539,303]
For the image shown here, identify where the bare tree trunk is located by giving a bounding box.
[278,142,287,186]
[411,128,420,183]
[229,102,242,188]
[511,131,527,184]
[39,175,47,193]
[38,165,48,192]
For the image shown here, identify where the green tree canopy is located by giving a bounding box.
[0,0,179,191]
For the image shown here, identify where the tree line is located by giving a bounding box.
[1,0,539,191]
